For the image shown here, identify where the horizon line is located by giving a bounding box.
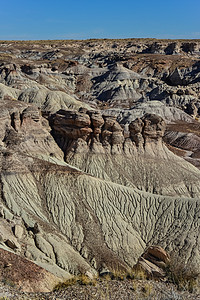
[0,37,200,43]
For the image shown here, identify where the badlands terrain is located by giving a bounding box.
[0,38,200,298]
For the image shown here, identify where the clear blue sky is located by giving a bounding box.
[0,0,200,40]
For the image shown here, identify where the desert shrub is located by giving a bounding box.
[166,255,199,293]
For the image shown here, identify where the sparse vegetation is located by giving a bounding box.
[132,280,138,292]
[52,260,200,299]
[1,279,15,288]
[54,267,148,293]
[54,274,97,291]
[131,267,147,280]
[0,38,200,46]
[166,255,200,293]
[141,283,153,297]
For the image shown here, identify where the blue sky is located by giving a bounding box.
[0,0,200,40]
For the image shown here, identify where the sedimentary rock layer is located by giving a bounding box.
[50,109,200,198]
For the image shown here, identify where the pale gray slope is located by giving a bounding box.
[104,101,195,124]
[1,156,200,274]
[0,82,91,113]
[65,141,200,198]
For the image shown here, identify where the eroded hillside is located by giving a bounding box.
[0,39,200,293]
[0,38,200,113]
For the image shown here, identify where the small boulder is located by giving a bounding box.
[136,257,165,278]
[143,245,170,266]
[134,245,170,278]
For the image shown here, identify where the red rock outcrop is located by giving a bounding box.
[134,246,170,278]
[0,248,61,292]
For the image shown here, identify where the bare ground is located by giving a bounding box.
[0,278,200,300]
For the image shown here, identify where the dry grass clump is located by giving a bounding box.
[141,283,153,296]
[99,266,147,282]
[53,267,147,292]
[131,267,147,280]
[54,274,97,291]
[132,280,138,291]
